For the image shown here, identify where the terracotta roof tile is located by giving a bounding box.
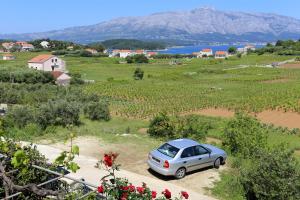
[28,54,54,63]
[51,71,64,79]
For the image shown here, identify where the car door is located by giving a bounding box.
[180,147,200,172]
[193,145,213,170]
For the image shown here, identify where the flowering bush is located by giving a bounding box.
[96,152,189,200]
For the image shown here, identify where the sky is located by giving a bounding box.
[1,0,300,34]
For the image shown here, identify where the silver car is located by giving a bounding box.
[147,138,227,179]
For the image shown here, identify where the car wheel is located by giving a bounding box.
[175,168,186,179]
[214,157,221,169]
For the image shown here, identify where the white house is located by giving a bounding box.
[119,50,133,58]
[199,48,213,57]
[28,54,66,72]
[85,48,98,55]
[21,43,34,51]
[2,54,15,60]
[237,45,256,54]
[215,51,228,59]
[40,41,50,48]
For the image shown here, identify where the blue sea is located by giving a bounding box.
[156,44,264,54]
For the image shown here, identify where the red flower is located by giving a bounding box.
[121,186,130,191]
[120,192,128,200]
[136,186,145,194]
[103,154,113,167]
[97,185,104,193]
[129,184,135,192]
[162,189,171,199]
[181,191,189,199]
[151,191,157,199]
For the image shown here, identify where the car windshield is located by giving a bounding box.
[157,143,179,158]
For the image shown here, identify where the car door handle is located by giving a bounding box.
[199,158,202,160]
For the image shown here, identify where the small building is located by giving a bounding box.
[134,50,145,55]
[215,51,228,59]
[2,54,15,60]
[57,73,71,86]
[1,42,15,51]
[51,71,71,86]
[119,50,133,58]
[0,104,8,116]
[85,48,98,55]
[146,51,158,58]
[28,54,66,72]
[199,48,213,57]
[21,43,34,51]
[40,41,50,48]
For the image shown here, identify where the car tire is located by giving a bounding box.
[175,168,186,179]
[214,157,221,169]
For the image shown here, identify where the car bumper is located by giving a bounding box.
[147,160,175,176]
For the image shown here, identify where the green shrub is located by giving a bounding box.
[84,101,111,121]
[175,115,211,141]
[147,113,175,138]
[36,100,80,128]
[133,68,144,80]
[223,112,268,158]
[5,106,35,128]
[241,145,300,200]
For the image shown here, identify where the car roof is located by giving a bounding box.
[167,139,200,149]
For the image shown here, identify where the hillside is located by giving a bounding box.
[1,7,300,43]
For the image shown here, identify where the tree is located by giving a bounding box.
[36,100,80,129]
[223,113,268,158]
[175,115,210,141]
[126,56,134,63]
[241,145,300,200]
[126,54,149,64]
[133,68,144,80]
[83,101,111,121]
[133,54,149,63]
[147,113,175,138]
[228,46,237,54]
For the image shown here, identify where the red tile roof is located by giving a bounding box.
[202,48,212,52]
[215,51,227,55]
[51,71,64,79]
[28,54,54,63]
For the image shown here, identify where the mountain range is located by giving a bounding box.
[1,7,300,44]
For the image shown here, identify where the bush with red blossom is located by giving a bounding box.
[96,152,189,200]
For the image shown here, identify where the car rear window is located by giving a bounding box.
[157,143,179,158]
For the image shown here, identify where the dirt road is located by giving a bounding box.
[34,140,219,200]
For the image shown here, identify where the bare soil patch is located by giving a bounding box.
[182,108,235,118]
[256,110,300,129]
[191,108,300,129]
[281,62,300,69]
[138,128,148,134]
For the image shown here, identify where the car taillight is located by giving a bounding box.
[163,160,170,168]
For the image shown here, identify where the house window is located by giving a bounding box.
[52,59,54,63]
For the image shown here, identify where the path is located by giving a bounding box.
[33,142,218,200]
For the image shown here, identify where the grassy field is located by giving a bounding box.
[1,52,300,200]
